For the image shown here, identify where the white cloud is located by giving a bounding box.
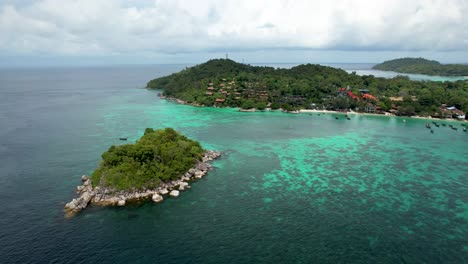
[0,0,466,56]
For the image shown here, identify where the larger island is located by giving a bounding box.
[147,59,467,119]
[372,57,468,76]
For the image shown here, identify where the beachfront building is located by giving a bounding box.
[439,105,465,119]
[365,103,376,113]
[359,89,370,95]
[446,106,465,119]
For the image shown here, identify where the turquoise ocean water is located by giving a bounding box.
[0,65,466,263]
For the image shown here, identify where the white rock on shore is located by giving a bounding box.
[169,190,180,197]
[178,181,189,191]
[194,170,206,179]
[152,194,163,203]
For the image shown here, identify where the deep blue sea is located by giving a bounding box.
[0,64,467,263]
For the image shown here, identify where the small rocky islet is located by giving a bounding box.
[64,128,220,216]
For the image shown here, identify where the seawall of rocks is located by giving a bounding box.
[64,150,221,215]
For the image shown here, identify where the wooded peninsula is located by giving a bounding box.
[147,59,467,119]
[372,57,468,76]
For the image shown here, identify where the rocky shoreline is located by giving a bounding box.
[64,150,221,216]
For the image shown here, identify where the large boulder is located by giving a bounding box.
[78,191,94,207]
[182,176,191,181]
[194,170,206,179]
[159,188,169,195]
[169,190,180,197]
[117,200,126,206]
[196,162,208,171]
[84,185,93,192]
[152,194,163,203]
[178,182,189,191]
[93,194,102,203]
[65,191,94,212]
[65,200,77,211]
[203,150,221,161]
[81,175,89,181]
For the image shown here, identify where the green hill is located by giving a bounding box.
[91,128,205,190]
[147,59,468,116]
[373,57,468,76]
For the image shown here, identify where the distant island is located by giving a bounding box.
[372,57,468,76]
[65,128,221,215]
[147,59,467,119]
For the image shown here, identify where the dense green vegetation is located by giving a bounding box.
[147,59,468,117]
[91,128,204,190]
[373,57,468,76]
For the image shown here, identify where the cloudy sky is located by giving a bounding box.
[0,0,467,66]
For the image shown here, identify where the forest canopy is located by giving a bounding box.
[147,59,468,117]
[372,57,468,76]
[91,128,205,190]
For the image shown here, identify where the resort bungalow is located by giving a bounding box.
[359,89,370,94]
[338,87,360,100]
[365,103,376,113]
[446,106,465,119]
[362,93,378,101]
[337,87,348,97]
[389,96,403,102]
[215,98,225,104]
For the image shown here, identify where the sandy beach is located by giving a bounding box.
[299,109,467,123]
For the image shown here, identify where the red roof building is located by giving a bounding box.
[362,93,378,101]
